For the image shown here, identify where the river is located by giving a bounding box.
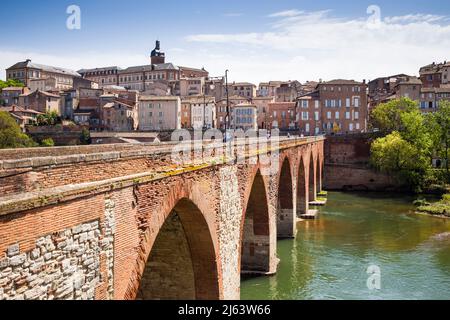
[241,192,450,300]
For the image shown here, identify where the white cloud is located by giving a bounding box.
[2,9,450,85]
[268,9,304,18]
[185,10,450,83]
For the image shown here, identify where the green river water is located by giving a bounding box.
[241,192,450,300]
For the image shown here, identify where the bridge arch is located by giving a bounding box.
[297,154,308,216]
[135,195,220,300]
[277,156,296,238]
[240,168,271,275]
[309,151,317,202]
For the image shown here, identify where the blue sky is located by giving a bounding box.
[1,0,450,83]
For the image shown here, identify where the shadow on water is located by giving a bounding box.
[241,192,450,300]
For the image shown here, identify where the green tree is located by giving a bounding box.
[36,111,60,126]
[426,100,450,180]
[0,79,25,89]
[370,98,419,133]
[41,138,55,147]
[80,128,91,145]
[0,111,37,149]
[371,131,431,191]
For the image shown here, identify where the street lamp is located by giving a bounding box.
[225,69,230,130]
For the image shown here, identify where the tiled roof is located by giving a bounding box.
[119,63,178,74]
[139,95,180,101]
[0,105,42,114]
[7,60,81,77]
[1,87,25,91]
[319,79,365,85]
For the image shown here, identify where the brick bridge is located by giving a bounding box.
[0,136,324,300]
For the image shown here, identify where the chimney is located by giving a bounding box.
[25,59,31,63]
[363,79,366,84]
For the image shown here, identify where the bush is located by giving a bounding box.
[0,111,37,149]
[41,138,55,147]
[413,199,430,207]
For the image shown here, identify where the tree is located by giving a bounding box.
[36,111,60,126]
[370,98,419,133]
[41,138,55,147]
[0,111,37,149]
[371,132,431,191]
[0,79,25,89]
[426,100,450,180]
[80,128,91,145]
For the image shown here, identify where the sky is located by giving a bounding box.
[1,0,450,84]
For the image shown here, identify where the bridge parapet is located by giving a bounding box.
[0,136,325,301]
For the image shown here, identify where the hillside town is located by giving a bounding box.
[1,40,450,144]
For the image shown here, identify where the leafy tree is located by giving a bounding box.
[370,98,419,133]
[371,132,431,191]
[41,138,55,147]
[0,79,25,89]
[426,100,450,180]
[0,111,37,149]
[36,111,60,126]
[80,128,91,145]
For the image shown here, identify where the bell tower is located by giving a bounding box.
[150,40,165,64]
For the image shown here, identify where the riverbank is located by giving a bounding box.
[416,194,450,219]
[241,192,450,300]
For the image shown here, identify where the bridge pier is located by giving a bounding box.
[0,137,324,301]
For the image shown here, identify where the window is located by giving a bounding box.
[302,100,308,108]
[345,111,350,119]
[314,111,319,121]
[335,112,340,119]
[305,123,310,132]
[346,98,351,107]
[353,97,360,107]
[356,123,360,130]
[315,101,319,109]
[349,123,354,131]
[327,112,332,120]
[302,112,309,121]
[355,111,359,120]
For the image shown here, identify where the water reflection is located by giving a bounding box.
[241,192,450,300]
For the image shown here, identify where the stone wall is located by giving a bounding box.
[0,138,324,300]
[324,134,401,191]
[0,218,114,300]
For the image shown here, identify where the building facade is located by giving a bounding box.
[297,79,368,135]
[231,104,258,131]
[138,96,181,131]
[6,59,81,90]
[0,87,30,107]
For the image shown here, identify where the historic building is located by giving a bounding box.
[226,82,257,98]
[268,102,297,131]
[231,104,258,131]
[419,61,450,88]
[6,59,81,90]
[101,100,138,132]
[297,79,368,135]
[18,90,61,115]
[0,87,30,107]
[78,41,208,95]
[183,95,216,129]
[138,96,181,131]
